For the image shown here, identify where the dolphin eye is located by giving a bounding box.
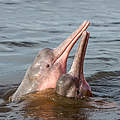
[46,64,50,68]
[77,89,79,95]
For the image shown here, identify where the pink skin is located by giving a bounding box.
[56,31,92,98]
[69,31,92,98]
[11,21,90,101]
[44,21,90,89]
[79,32,92,98]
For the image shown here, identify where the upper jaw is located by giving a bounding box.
[53,21,90,66]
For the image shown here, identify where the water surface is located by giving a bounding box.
[0,0,120,119]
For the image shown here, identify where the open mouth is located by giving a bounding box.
[69,31,89,78]
[53,21,90,66]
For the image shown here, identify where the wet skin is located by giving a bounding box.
[56,31,92,98]
[11,21,90,101]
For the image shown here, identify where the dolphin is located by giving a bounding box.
[56,31,92,98]
[11,21,90,101]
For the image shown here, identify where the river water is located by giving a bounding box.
[0,0,120,119]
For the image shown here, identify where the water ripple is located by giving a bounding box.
[87,71,120,82]
[0,41,38,47]
[86,57,118,62]
[91,23,109,27]
[110,22,120,25]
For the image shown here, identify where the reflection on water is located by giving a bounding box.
[0,0,120,119]
[2,89,118,120]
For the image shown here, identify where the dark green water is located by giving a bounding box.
[0,0,120,119]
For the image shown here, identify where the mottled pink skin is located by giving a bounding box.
[11,21,90,101]
[78,32,92,98]
[56,31,92,98]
